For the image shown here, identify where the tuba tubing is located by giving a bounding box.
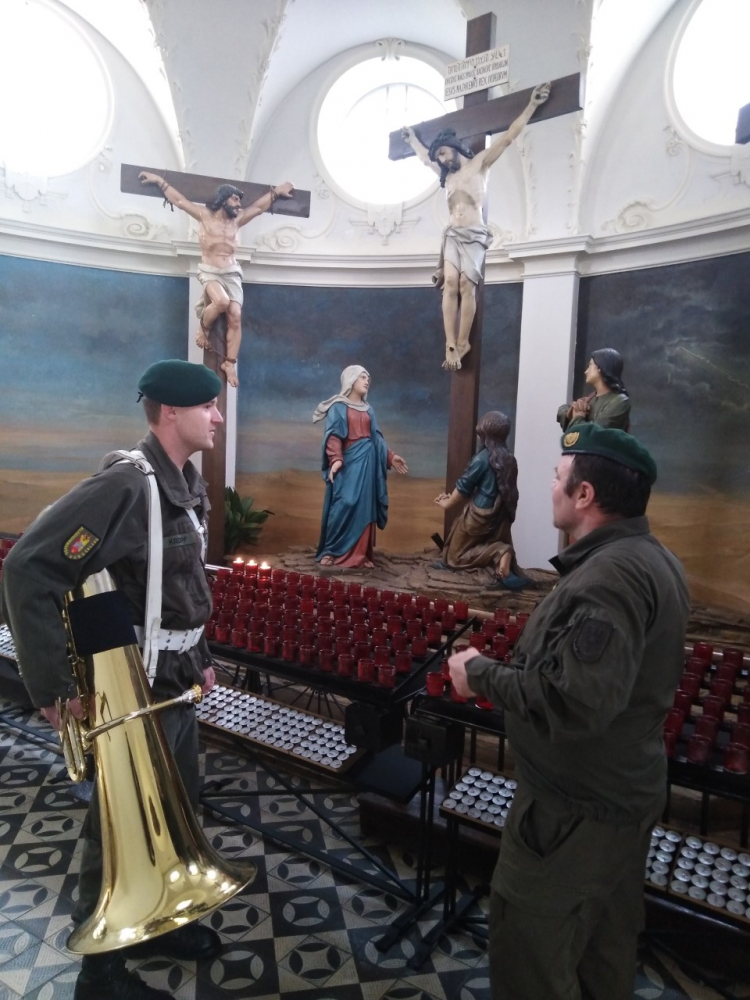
[62,569,256,955]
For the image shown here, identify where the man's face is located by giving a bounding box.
[552,455,580,533]
[223,194,242,218]
[174,399,223,454]
[435,146,460,173]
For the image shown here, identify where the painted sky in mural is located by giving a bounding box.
[0,256,188,470]
[236,282,523,479]
[576,253,750,495]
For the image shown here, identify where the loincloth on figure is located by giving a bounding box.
[194,262,244,354]
[432,224,493,289]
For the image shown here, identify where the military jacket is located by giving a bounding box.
[557,391,631,431]
[0,432,213,708]
[467,517,690,824]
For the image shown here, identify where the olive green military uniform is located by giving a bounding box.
[557,391,631,431]
[467,516,690,1000]
[0,431,213,923]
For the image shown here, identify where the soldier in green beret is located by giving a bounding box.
[1,359,227,1000]
[449,425,689,1000]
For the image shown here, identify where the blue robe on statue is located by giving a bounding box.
[316,402,390,561]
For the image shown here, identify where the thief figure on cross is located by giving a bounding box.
[401,82,549,371]
[139,172,294,388]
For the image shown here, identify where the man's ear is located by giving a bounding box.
[575,479,597,510]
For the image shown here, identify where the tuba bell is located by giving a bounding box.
[59,568,256,955]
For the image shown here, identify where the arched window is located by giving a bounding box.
[0,0,112,177]
[316,53,454,206]
[672,0,750,147]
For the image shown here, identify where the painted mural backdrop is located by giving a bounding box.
[576,252,750,611]
[236,282,522,555]
[0,255,188,531]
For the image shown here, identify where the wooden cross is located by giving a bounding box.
[389,14,581,537]
[122,163,311,564]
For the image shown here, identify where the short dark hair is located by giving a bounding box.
[565,453,650,518]
[142,397,162,426]
[206,183,243,212]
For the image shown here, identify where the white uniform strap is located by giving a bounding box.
[112,449,163,681]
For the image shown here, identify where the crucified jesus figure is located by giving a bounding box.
[401,82,550,371]
[139,173,294,387]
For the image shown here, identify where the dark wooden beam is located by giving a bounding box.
[389,72,582,161]
[121,164,311,218]
[444,12,495,537]
[201,349,228,566]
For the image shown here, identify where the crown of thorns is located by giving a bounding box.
[427,129,475,162]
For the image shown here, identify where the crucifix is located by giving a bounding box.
[388,13,581,536]
[122,163,311,564]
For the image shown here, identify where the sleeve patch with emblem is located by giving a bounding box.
[63,526,100,560]
[573,617,614,662]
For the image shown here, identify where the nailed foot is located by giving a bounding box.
[320,556,334,567]
[221,359,239,388]
[443,344,462,371]
[196,324,212,351]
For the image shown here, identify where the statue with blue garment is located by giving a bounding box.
[313,366,408,569]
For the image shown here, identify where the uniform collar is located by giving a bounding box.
[138,431,206,509]
[549,516,650,576]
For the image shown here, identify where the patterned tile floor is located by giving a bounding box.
[0,695,748,1000]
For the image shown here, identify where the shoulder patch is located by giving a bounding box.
[572,616,614,663]
[563,431,579,447]
[63,526,100,561]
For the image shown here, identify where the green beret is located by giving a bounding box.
[561,423,657,485]
[137,360,221,406]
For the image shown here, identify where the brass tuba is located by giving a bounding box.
[59,568,256,955]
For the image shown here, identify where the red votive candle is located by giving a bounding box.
[695,715,719,742]
[381,589,395,603]
[233,613,250,630]
[281,640,296,661]
[247,632,263,652]
[319,649,334,672]
[358,658,375,683]
[335,638,351,657]
[347,583,362,598]
[363,586,379,600]
[441,610,457,632]
[318,633,333,651]
[370,612,385,630]
[248,616,264,635]
[286,571,300,587]
[494,607,510,626]
[354,640,371,660]
[350,609,367,627]
[237,599,254,616]
[724,743,750,774]
[426,670,445,696]
[684,656,707,678]
[384,601,400,618]
[469,632,486,651]
[218,611,234,626]
[722,647,744,668]
[731,723,750,749]
[263,636,278,657]
[492,635,510,659]
[686,734,712,764]
[217,567,231,581]
[204,620,216,640]
[505,623,522,643]
[716,662,740,684]
[301,574,315,588]
[678,673,702,698]
[387,616,403,636]
[517,612,530,625]
[664,707,686,735]
[300,598,315,615]
[736,703,750,726]
[372,627,388,647]
[264,622,280,639]
[373,645,390,666]
[709,678,734,703]
[244,561,258,580]
[411,637,428,658]
[406,620,422,641]
[282,625,297,643]
[476,696,494,711]
[378,664,396,688]
[353,624,369,643]
[395,650,412,674]
[693,641,714,663]
[337,653,355,677]
[283,610,299,628]
[702,695,725,722]
[367,598,381,615]
[426,622,443,646]
[391,633,408,653]
[334,621,351,639]
[434,597,449,615]
[318,618,333,635]
[299,645,315,666]
[454,600,469,621]
[672,689,693,714]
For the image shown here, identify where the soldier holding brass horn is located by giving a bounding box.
[1,361,238,1000]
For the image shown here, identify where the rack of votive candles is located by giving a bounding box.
[644,825,750,925]
[440,767,517,831]
[664,641,750,781]
[195,683,364,773]
[0,624,16,663]
[423,608,529,709]
[204,565,473,696]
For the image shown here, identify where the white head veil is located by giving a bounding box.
[312,365,371,423]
